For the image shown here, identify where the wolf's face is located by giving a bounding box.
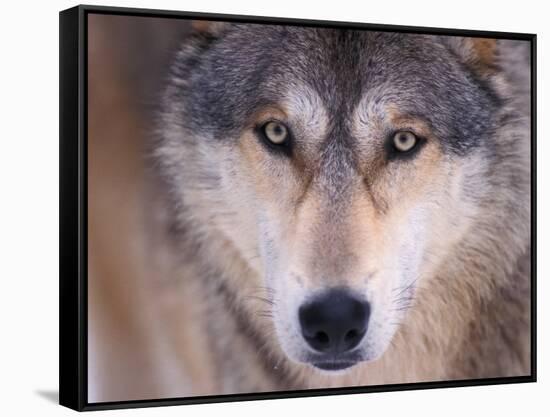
[158,25,500,372]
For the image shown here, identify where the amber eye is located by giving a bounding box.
[392,131,418,152]
[262,121,289,145]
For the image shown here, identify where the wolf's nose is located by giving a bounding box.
[299,289,370,354]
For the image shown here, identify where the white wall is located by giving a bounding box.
[0,0,546,416]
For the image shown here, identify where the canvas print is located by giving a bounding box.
[86,11,532,404]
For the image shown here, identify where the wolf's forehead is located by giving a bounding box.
[282,85,329,137]
[281,80,388,133]
[279,81,398,146]
[272,33,418,129]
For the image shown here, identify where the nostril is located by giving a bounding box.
[345,329,358,342]
[343,328,366,350]
[314,331,329,346]
[303,331,331,352]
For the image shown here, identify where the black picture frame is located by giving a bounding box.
[59,4,537,412]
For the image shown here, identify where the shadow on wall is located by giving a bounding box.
[35,390,59,404]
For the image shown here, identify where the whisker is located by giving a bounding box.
[244,294,275,306]
[392,277,419,297]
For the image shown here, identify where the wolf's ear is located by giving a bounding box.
[191,20,228,37]
[445,37,499,75]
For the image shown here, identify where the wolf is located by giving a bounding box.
[131,23,532,398]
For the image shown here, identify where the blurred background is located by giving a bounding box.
[87,14,194,402]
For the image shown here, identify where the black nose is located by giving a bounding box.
[299,289,370,354]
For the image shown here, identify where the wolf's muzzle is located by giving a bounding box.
[299,288,370,365]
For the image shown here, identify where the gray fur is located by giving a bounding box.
[164,26,499,155]
[152,23,531,394]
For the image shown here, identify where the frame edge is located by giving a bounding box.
[59,5,86,411]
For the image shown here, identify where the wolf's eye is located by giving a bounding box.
[262,121,289,145]
[392,131,418,152]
